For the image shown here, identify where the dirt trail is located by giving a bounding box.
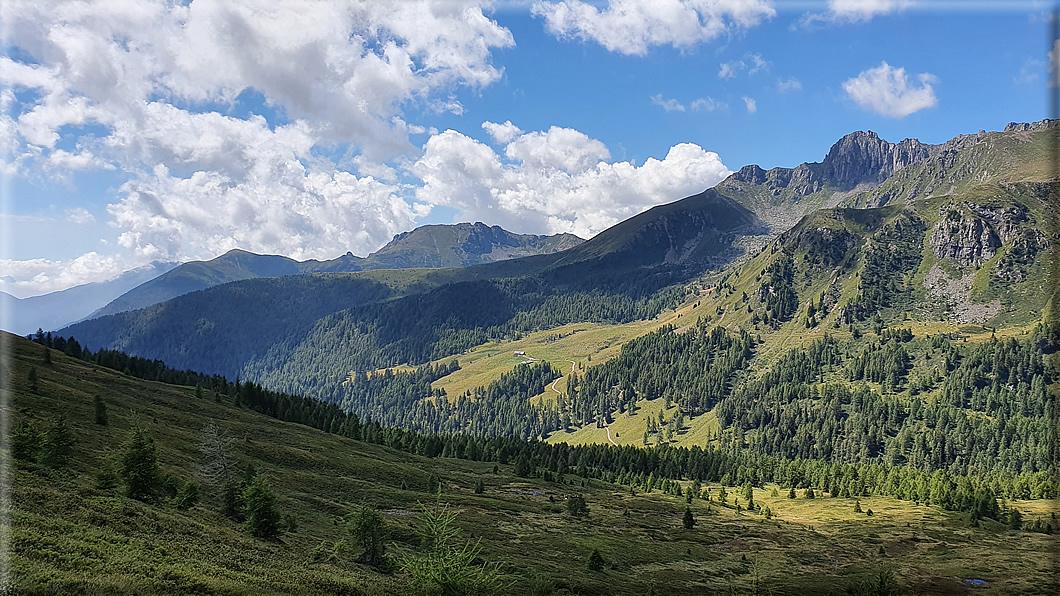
[523,356,577,395]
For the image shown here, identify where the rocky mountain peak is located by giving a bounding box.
[822,131,933,189]
[732,164,767,185]
[1003,119,1059,133]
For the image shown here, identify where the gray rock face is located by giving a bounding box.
[728,131,935,197]
[931,206,1001,266]
[929,202,1047,274]
[822,132,933,189]
[1003,119,1058,132]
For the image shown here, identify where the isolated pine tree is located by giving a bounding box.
[683,506,696,529]
[27,367,38,394]
[348,506,388,567]
[474,478,485,494]
[120,427,162,501]
[222,482,246,521]
[94,395,108,425]
[587,548,605,571]
[567,494,589,518]
[243,475,282,539]
[1008,508,1023,530]
[41,415,73,468]
[12,421,42,462]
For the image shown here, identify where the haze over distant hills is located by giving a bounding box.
[89,223,583,319]
[0,261,178,336]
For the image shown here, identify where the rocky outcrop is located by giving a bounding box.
[931,206,1002,266]
[822,132,934,189]
[923,264,1002,324]
[930,202,1047,276]
[727,131,936,198]
[1003,119,1059,133]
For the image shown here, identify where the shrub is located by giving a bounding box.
[587,548,605,572]
[348,506,388,567]
[566,494,589,518]
[401,493,509,595]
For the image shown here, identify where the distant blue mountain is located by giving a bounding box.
[0,261,178,335]
[89,223,583,318]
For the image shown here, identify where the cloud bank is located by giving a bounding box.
[532,0,775,56]
[412,124,731,239]
[1,0,514,265]
[2,1,738,295]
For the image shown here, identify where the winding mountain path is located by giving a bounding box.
[523,355,616,446]
[546,359,578,395]
[549,377,562,395]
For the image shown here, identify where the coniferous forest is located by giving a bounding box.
[28,319,1059,516]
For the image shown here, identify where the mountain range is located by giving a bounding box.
[88,223,583,318]
[57,120,1057,433]
[20,120,1060,595]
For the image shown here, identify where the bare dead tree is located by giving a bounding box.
[198,423,235,489]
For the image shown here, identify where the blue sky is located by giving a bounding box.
[0,0,1052,296]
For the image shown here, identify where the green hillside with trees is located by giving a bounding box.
[8,332,1059,595]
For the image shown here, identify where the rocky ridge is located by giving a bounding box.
[727,131,938,198]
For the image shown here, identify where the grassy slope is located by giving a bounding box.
[420,179,1054,452]
[7,334,1059,595]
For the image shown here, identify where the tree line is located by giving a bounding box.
[29,329,1059,522]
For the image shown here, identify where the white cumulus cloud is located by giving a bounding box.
[1,0,517,285]
[65,208,96,225]
[532,0,775,56]
[776,77,802,92]
[798,0,912,27]
[742,96,757,113]
[842,62,937,118]
[718,53,767,79]
[411,125,731,239]
[651,94,686,112]
[108,163,416,262]
[482,120,525,145]
[691,97,726,112]
[828,0,912,22]
[0,252,133,297]
[504,127,612,174]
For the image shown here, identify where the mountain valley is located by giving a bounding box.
[13,120,1060,595]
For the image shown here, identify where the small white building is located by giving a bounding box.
[513,351,525,357]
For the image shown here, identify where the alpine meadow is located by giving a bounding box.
[3,2,1059,596]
